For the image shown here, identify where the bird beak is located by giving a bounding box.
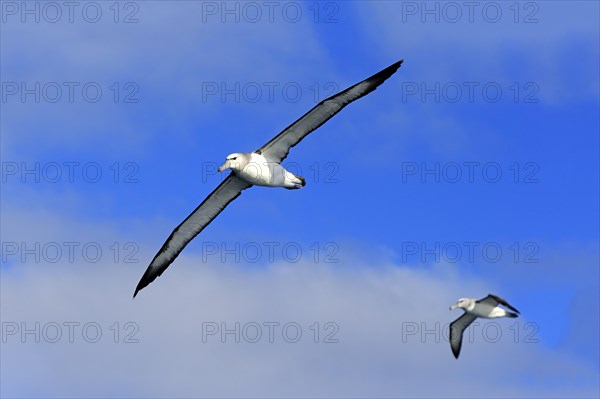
[450,304,458,311]
[218,161,229,173]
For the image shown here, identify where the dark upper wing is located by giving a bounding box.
[478,294,520,314]
[449,313,477,359]
[257,60,404,164]
[133,175,252,297]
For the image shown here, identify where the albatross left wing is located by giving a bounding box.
[134,175,252,297]
[449,313,477,359]
[257,59,403,164]
[478,294,520,314]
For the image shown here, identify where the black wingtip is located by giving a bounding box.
[133,271,153,299]
[451,342,460,359]
[366,59,404,85]
[383,59,404,74]
[391,59,404,70]
[133,283,142,299]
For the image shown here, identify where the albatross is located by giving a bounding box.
[449,294,520,358]
[133,59,404,297]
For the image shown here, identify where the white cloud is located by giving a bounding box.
[1,207,598,398]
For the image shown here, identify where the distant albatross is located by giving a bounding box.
[449,294,520,358]
[133,59,404,297]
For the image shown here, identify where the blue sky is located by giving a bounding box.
[1,1,599,397]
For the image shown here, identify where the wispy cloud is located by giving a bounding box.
[1,206,598,398]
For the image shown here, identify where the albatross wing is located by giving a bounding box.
[479,294,520,314]
[450,313,477,359]
[257,60,404,164]
[134,175,252,297]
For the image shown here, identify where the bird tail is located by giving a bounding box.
[296,175,306,187]
[284,174,306,190]
[506,311,518,318]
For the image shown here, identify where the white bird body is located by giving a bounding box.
[451,298,514,319]
[219,152,304,189]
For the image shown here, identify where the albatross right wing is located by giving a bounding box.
[134,175,252,297]
[449,313,478,359]
[479,294,520,314]
[257,60,404,164]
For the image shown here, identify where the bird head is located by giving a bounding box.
[218,153,246,173]
[450,298,470,311]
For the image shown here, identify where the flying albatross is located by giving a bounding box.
[133,59,404,297]
[449,294,520,358]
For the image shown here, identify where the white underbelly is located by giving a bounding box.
[237,154,287,187]
[471,303,501,318]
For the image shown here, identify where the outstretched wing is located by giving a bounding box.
[478,294,520,314]
[134,175,252,297]
[449,313,477,359]
[257,60,404,164]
